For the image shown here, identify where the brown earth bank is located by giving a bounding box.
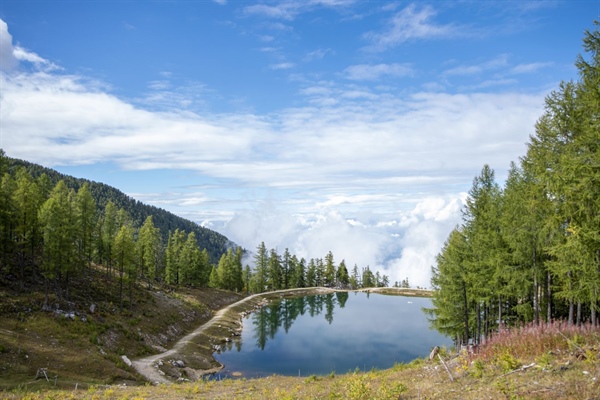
[0,266,422,392]
[1,275,599,399]
[0,267,246,391]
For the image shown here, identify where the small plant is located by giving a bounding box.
[494,380,523,400]
[496,350,521,373]
[470,359,486,378]
[346,374,371,400]
[304,374,319,383]
[376,381,408,399]
[536,352,553,369]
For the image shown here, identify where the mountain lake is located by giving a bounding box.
[213,291,452,379]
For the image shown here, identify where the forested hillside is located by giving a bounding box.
[6,157,231,263]
[428,22,600,347]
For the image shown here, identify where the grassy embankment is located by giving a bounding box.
[0,266,246,391]
[1,274,598,399]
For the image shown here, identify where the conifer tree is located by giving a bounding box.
[137,215,161,284]
[268,248,282,291]
[324,251,336,287]
[114,224,135,311]
[75,183,96,273]
[336,259,349,287]
[251,242,268,293]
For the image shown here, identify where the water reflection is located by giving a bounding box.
[215,292,450,378]
[253,293,348,349]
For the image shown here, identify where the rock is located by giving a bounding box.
[121,355,132,367]
[173,360,185,368]
[89,304,96,313]
[157,359,163,367]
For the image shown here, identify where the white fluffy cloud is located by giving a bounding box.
[0,17,547,288]
[0,19,18,71]
[221,195,465,288]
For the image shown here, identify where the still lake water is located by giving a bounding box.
[214,292,451,378]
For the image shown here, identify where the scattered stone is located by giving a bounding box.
[157,359,163,367]
[89,304,96,313]
[173,360,185,368]
[121,355,132,367]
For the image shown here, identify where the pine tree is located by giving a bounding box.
[306,259,316,287]
[324,251,336,287]
[336,259,349,288]
[251,242,268,293]
[101,201,118,278]
[12,168,42,285]
[137,215,161,285]
[426,227,472,346]
[268,248,282,291]
[75,183,96,273]
[39,180,76,301]
[113,224,136,311]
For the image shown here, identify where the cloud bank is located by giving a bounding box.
[0,17,547,287]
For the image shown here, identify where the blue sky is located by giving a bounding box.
[0,1,597,287]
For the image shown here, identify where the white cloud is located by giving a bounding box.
[443,54,509,76]
[385,195,465,288]
[270,62,295,70]
[0,18,60,73]
[303,48,334,62]
[364,4,459,51]
[0,19,19,71]
[511,62,553,74]
[244,0,356,20]
[0,17,549,288]
[343,63,414,81]
[221,195,465,289]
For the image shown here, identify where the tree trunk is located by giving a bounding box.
[498,295,503,330]
[462,283,469,346]
[476,303,481,346]
[568,298,574,326]
[533,246,539,325]
[546,271,552,322]
[576,301,582,326]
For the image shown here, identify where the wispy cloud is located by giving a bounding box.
[343,63,414,81]
[270,62,295,70]
[443,54,509,76]
[510,62,553,74]
[364,4,460,51]
[244,0,356,20]
[303,48,334,62]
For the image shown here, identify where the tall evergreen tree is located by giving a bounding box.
[268,248,282,291]
[113,224,135,311]
[39,180,76,301]
[251,242,268,293]
[324,251,336,287]
[75,183,96,273]
[137,215,161,284]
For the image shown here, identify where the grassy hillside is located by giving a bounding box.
[0,266,245,391]
[1,269,598,399]
[2,316,599,399]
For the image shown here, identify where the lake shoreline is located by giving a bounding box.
[132,287,432,384]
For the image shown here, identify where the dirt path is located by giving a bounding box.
[132,288,336,384]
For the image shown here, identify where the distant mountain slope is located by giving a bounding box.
[7,157,233,263]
